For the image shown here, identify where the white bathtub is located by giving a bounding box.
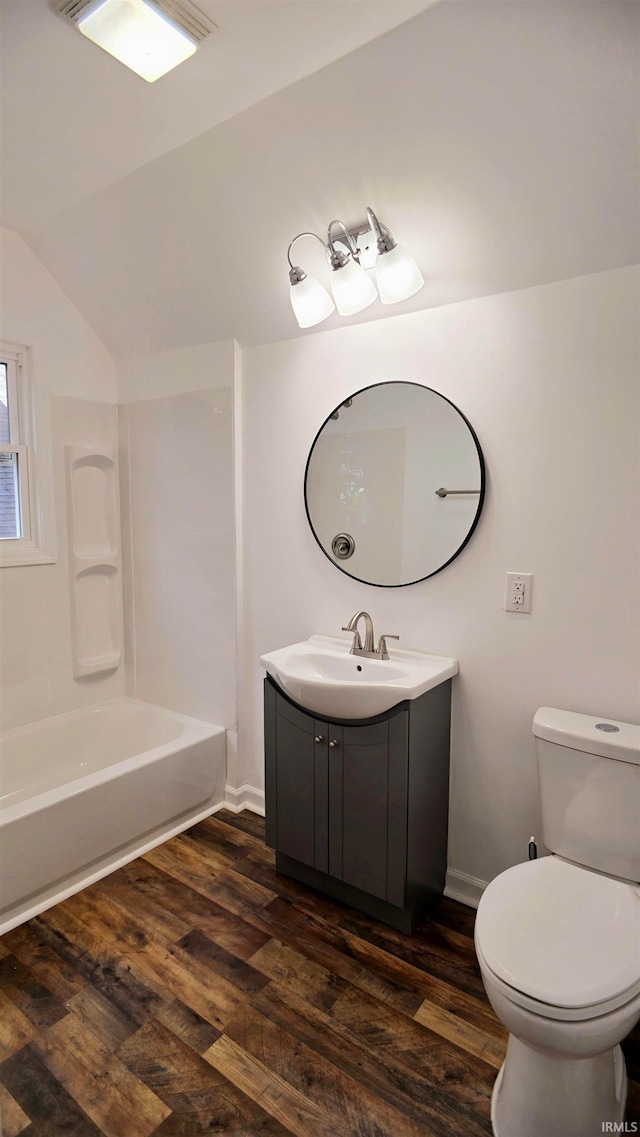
[0,697,226,933]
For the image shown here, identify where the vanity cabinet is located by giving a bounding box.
[264,675,452,932]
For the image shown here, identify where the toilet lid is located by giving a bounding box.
[475,857,640,1010]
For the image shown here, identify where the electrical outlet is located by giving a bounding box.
[505,572,532,613]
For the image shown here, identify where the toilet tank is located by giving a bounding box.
[533,708,640,882]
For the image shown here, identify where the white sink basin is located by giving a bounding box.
[260,634,458,720]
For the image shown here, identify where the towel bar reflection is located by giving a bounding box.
[435,487,481,498]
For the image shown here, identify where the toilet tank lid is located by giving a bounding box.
[533,707,640,765]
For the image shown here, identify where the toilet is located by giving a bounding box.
[474,707,640,1137]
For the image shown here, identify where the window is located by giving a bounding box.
[0,349,30,541]
[0,341,56,566]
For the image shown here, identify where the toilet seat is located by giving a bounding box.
[476,938,640,1022]
[475,856,640,1019]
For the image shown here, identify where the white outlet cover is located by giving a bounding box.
[505,572,533,613]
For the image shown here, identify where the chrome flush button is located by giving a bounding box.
[595,723,620,732]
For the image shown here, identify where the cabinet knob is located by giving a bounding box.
[314,735,324,743]
[329,739,340,748]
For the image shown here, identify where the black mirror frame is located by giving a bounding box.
[304,381,486,588]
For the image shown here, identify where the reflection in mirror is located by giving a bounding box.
[304,382,485,587]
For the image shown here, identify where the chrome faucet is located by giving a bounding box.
[342,610,374,653]
[342,611,399,660]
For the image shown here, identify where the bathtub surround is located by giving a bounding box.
[117,344,236,731]
[65,444,123,678]
[117,340,264,812]
[0,241,240,836]
[0,236,230,931]
[1,395,124,732]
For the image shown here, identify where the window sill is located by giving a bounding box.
[0,544,56,568]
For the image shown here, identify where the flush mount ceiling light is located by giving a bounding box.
[57,0,215,82]
[287,206,424,329]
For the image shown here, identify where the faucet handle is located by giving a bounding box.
[377,634,399,660]
[342,627,363,654]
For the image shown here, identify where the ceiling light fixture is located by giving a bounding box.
[57,0,215,82]
[287,207,424,329]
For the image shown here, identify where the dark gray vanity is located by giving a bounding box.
[262,379,479,932]
[264,674,452,932]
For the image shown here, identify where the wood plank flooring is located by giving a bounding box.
[1,810,638,1136]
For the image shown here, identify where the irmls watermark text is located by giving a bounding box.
[601,1124,639,1133]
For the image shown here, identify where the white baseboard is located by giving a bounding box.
[221,790,484,905]
[444,868,487,909]
[224,783,265,816]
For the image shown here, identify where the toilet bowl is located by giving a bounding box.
[474,707,640,1136]
[475,855,640,1137]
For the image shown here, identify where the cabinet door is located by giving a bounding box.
[329,714,409,904]
[265,684,329,872]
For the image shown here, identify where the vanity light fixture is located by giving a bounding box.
[287,207,424,329]
[365,207,425,305]
[56,0,215,82]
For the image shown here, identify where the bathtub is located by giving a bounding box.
[0,697,226,933]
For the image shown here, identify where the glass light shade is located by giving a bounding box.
[78,0,197,82]
[375,244,424,305]
[330,257,378,316]
[290,275,335,328]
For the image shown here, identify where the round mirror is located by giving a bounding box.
[304,381,485,587]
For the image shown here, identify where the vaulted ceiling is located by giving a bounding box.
[2,0,638,357]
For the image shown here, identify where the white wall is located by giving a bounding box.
[0,230,122,731]
[0,229,117,403]
[117,340,235,404]
[118,343,237,736]
[238,265,640,887]
[24,2,640,355]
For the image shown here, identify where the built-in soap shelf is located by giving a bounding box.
[65,446,122,679]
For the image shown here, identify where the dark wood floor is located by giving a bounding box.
[0,811,638,1136]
